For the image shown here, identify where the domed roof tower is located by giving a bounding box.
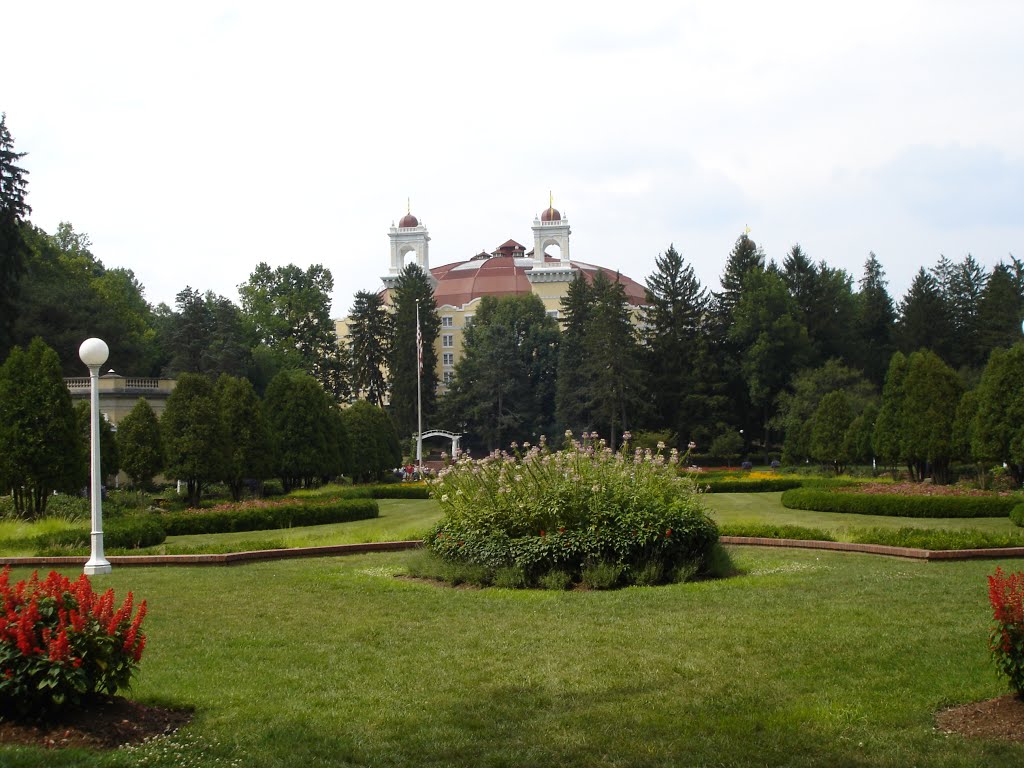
[385,200,431,289]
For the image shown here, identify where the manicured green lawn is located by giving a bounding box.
[3,547,1024,767]
[705,492,1024,538]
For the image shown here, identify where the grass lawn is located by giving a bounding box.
[2,548,1024,767]
[705,492,1024,538]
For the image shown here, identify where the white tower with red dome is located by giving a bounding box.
[385,203,431,289]
[530,194,572,273]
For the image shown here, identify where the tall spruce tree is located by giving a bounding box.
[852,253,897,386]
[641,244,707,438]
[388,263,440,437]
[976,263,1023,354]
[556,272,595,437]
[897,268,953,361]
[0,113,31,355]
[347,290,392,407]
[948,255,989,369]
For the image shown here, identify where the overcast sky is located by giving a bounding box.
[6,1,1023,317]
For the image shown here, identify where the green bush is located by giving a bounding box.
[537,569,573,590]
[42,494,90,520]
[160,498,379,536]
[718,523,836,541]
[849,527,1024,550]
[581,561,623,590]
[781,487,1018,518]
[1010,503,1024,527]
[0,567,148,719]
[426,438,719,588]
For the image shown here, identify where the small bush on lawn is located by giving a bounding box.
[538,569,573,591]
[581,561,623,590]
[781,487,1018,518]
[0,566,147,720]
[493,566,527,589]
[426,434,719,588]
[1011,503,1024,527]
[988,567,1024,696]
[160,498,378,535]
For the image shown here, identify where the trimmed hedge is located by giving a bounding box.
[1011,503,1024,527]
[703,478,804,493]
[34,516,167,551]
[718,523,835,541]
[160,499,379,536]
[781,487,1019,518]
[850,526,1024,550]
[335,485,430,500]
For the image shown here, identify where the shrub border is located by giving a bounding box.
[781,487,1018,518]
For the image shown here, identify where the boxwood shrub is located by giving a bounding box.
[160,498,379,536]
[425,437,719,588]
[1011,503,1024,527]
[703,478,804,493]
[781,487,1018,518]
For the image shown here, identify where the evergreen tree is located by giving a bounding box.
[0,114,31,355]
[810,390,853,474]
[843,402,879,466]
[0,338,83,517]
[164,287,252,379]
[442,294,558,450]
[976,263,1023,354]
[555,272,594,437]
[897,268,953,361]
[74,402,120,482]
[712,233,766,324]
[342,400,402,482]
[161,373,226,506]
[346,290,392,407]
[116,398,163,489]
[947,255,988,368]
[972,345,1024,486]
[873,352,908,477]
[899,349,962,483]
[852,253,897,386]
[728,268,810,452]
[215,374,275,501]
[263,370,333,491]
[641,244,707,439]
[582,270,644,450]
[388,263,440,437]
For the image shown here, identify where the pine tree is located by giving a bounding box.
[116,398,163,489]
[641,244,707,438]
[948,255,989,368]
[346,290,392,407]
[897,268,953,361]
[0,113,31,354]
[712,232,766,326]
[976,263,1023,355]
[161,373,226,506]
[873,352,908,477]
[899,349,962,483]
[388,263,440,437]
[216,374,275,501]
[852,253,897,386]
[556,272,595,437]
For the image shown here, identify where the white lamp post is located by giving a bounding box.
[79,337,112,575]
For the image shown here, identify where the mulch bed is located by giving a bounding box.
[935,694,1024,741]
[0,696,191,750]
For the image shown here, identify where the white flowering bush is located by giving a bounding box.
[425,433,719,587]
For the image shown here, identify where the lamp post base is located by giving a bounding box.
[84,559,112,575]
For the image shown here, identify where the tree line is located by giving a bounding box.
[4,112,1024,480]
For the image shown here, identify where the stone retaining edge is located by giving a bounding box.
[3,537,1023,569]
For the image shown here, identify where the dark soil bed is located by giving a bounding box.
[0,695,191,750]
[935,694,1024,741]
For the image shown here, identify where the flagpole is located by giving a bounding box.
[416,299,423,473]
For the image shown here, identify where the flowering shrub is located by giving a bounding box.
[425,433,718,587]
[0,566,147,719]
[988,567,1024,697]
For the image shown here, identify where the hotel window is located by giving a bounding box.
[442,316,453,327]
[443,353,454,366]
[443,371,454,385]
[442,334,454,348]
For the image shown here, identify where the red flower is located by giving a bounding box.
[665,529,672,537]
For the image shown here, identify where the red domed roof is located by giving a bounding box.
[398,212,419,228]
[540,206,561,222]
[429,251,647,309]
